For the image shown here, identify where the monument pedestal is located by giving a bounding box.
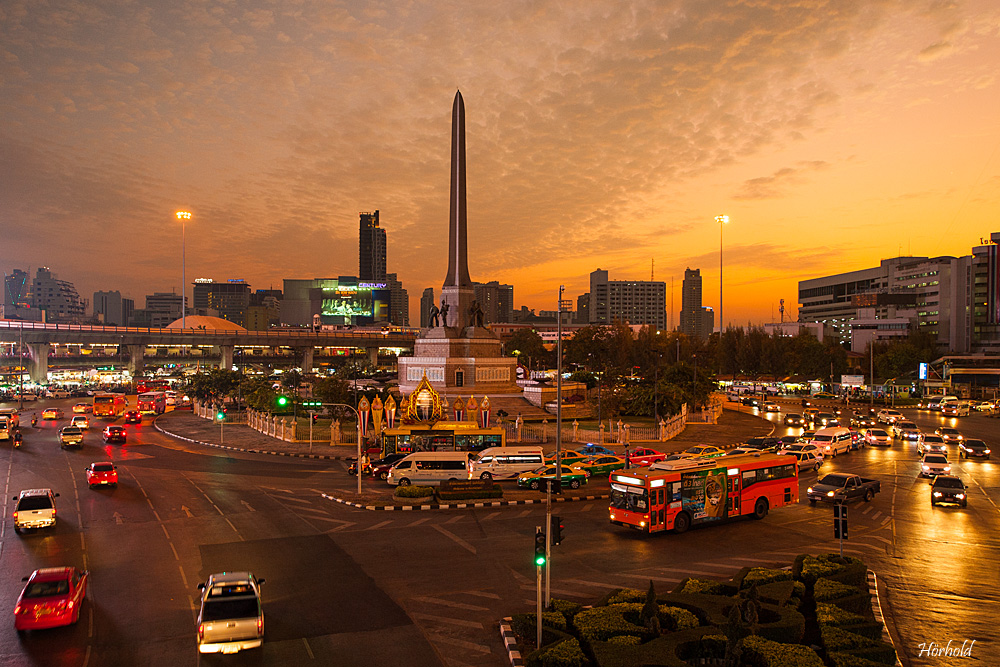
[398,326,519,397]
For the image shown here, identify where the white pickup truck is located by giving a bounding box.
[196,572,265,654]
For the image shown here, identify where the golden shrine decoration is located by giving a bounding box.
[404,374,443,423]
[466,395,479,413]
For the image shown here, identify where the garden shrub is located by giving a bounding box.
[792,553,808,580]
[755,603,806,644]
[696,634,727,661]
[547,598,583,622]
[791,581,806,602]
[814,578,862,602]
[574,605,645,643]
[678,578,727,595]
[741,634,824,667]
[829,592,874,617]
[838,644,899,665]
[511,611,568,638]
[590,627,716,667]
[658,593,731,626]
[394,485,434,498]
[752,580,796,607]
[839,622,886,641]
[660,605,699,630]
[741,567,792,589]
[799,554,863,582]
[821,625,879,651]
[606,635,641,646]
[605,588,644,604]
[527,638,587,667]
[816,603,867,627]
[829,652,895,667]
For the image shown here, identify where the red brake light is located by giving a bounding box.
[198,623,205,639]
[257,616,263,635]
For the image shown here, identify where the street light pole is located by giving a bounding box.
[715,215,728,336]
[325,402,364,495]
[176,211,191,329]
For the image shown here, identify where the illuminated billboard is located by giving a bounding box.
[319,281,389,324]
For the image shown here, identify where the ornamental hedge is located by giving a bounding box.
[393,485,434,498]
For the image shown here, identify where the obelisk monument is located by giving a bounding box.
[397,91,518,396]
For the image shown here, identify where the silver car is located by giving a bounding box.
[920,453,951,477]
[196,572,265,654]
[918,434,948,455]
[865,428,891,446]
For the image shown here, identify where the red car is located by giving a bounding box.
[628,447,667,466]
[85,462,118,488]
[103,425,126,444]
[123,410,142,424]
[14,567,89,631]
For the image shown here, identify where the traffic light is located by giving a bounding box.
[533,528,546,566]
[276,395,289,408]
[550,515,564,546]
[302,400,322,409]
[311,413,319,424]
[216,408,225,422]
[833,504,848,539]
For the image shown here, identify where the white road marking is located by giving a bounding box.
[302,637,315,659]
[443,515,463,524]
[561,578,626,589]
[615,574,681,584]
[278,496,313,504]
[480,512,501,521]
[425,633,491,653]
[433,524,477,554]
[224,517,243,539]
[365,520,394,531]
[411,596,489,611]
[178,566,188,587]
[411,612,484,629]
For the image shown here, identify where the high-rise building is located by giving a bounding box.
[972,233,1000,354]
[144,292,184,328]
[245,289,282,330]
[4,269,30,310]
[575,293,590,324]
[93,290,134,326]
[31,267,85,323]
[192,279,252,327]
[678,268,714,339]
[359,210,387,281]
[420,288,435,327]
[473,281,514,324]
[385,272,409,326]
[588,268,666,329]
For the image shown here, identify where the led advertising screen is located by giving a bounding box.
[319,282,389,324]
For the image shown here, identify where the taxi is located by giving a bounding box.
[41,408,64,420]
[680,445,726,458]
[72,403,92,414]
[517,465,589,490]
[577,455,627,477]
[543,451,589,467]
[14,567,89,631]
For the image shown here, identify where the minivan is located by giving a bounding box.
[469,447,544,480]
[386,452,471,487]
[809,427,853,458]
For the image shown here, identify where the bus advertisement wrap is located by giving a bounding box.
[682,469,727,521]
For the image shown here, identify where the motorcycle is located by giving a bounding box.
[13,432,22,448]
[31,415,38,428]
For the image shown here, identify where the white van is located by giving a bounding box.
[809,427,853,458]
[0,417,9,441]
[469,447,544,480]
[386,452,471,487]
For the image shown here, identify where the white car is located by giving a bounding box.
[45,388,69,399]
[70,415,90,430]
[935,427,963,443]
[918,434,948,455]
[724,447,760,456]
[779,443,825,460]
[877,409,903,424]
[865,428,891,446]
[787,451,823,472]
[941,402,971,417]
[920,453,951,478]
[893,421,920,440]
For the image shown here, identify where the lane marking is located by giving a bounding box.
[480,512,501,521]
[169,542,181,561]
[443,515,463,524]
[615,574,681,583]
[88,606,93,637]
[178,566,189,587]
[425,633,491,654]
[82,645,91,667]
[365,519,394,531]
[463,591,502,599]
[411,596,489,611]
[406,517,433,527]
[582,503,594,511]
[562,578,626,589]
[411,612,484,629]
[224,517,244,539]
[432,524,477,555]
[302,637,315,660]
[161,524,171,539]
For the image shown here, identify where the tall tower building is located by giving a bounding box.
[359,210,387,281]
[31,267,85,322]
[680,268,702,337]
[93,290,134,326]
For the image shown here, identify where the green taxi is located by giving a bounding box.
[543,451,589,467]
[681,445,726,458]
[517,465,589,490]
[577,455,628,477]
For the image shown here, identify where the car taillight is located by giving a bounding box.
[257,616,264,635]
[14,605,22,615]
[13,512,17,521]
[198,623,205,640]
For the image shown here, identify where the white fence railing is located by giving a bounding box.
[503,404,689,445]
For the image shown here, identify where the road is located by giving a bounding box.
[1,398,996,666]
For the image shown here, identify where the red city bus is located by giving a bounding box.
[609,453,799,534]
[93,393,127,419]
[136,380,170,394]
[137,392,167,415]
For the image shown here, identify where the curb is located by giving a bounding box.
[867,569,904,666]
[321,492,610,511]
[153,418,350,460]
[500,617,524,667]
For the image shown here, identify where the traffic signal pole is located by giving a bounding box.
[535,525,544,648]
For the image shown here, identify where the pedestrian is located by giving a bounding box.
[360,452,370,474]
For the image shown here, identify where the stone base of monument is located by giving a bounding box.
[397,327,519,397]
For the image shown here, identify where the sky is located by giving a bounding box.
[3,0,999,328]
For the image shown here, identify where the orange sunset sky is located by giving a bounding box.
[3,0,999,327]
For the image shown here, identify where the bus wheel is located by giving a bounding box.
[753,498,769,519]
[673,512,690,534]
[480,472,492,481]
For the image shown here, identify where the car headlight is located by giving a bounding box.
[807,487,813,494]
[956,494,965,499]
[944,466,951,472]
[933,492,943,497]
[826,490,835,497]
[922,465,929,470]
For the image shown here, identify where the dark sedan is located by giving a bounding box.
[123,410,142,424]
[350,452,409,479]
[743,436,782,452]
[958,439,990,459]
[102,425,126,444]
[931,475,967,507]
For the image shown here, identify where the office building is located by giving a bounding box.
[144,292,184,328]
[359,210,387,281]
[93,291,134,326]
[473,281,514,325]
[245,289,282,330]
[679,268,714,339]
[192,279,252,327]
[31,267,86,323]
[588,269,666,330]
[385,272,409,326]
[575,293,590,324]
[972,233,1000,354]
[420,288,435,327]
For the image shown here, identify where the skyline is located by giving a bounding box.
[3,0,999,326]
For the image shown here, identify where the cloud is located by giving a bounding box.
[733,161,830,200]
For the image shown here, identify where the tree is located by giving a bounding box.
[641,580,661,635]
[186,369,243,404]
[506,329,548,370]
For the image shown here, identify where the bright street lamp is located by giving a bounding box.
[176,211,191,328]
[715,215,729,335]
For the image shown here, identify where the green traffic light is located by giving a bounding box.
[534,554,546,566]
[277,396,289,407]
[216,411,225,420]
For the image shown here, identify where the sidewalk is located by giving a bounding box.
[154,407,773,460]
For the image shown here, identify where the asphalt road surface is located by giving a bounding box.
[1,398,996,666]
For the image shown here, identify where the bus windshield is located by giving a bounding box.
[610,484,649,512]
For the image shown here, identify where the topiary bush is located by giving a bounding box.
[741,634,825,667]
[816,603,867,627]
[605,588,644,604]
[756,603,806,644]
[606,635,641,646]
[527,638,587,667]
[435,484,503,501]
[741,568,792,589]
[829,652,895,667]
[821,625,880,651]
[547,598,583,622]
[752,580,796,607]
[678,578,728,595]
[394,485,435,498]
[660,605,700,630]
[511,611,569,638]
[814,578,863,602]
[574,605,646,643]
[798,554,867,587]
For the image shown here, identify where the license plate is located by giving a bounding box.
[100,481,108,484]
[222,646,239,654]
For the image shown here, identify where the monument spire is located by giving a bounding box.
[444,90,473,288]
